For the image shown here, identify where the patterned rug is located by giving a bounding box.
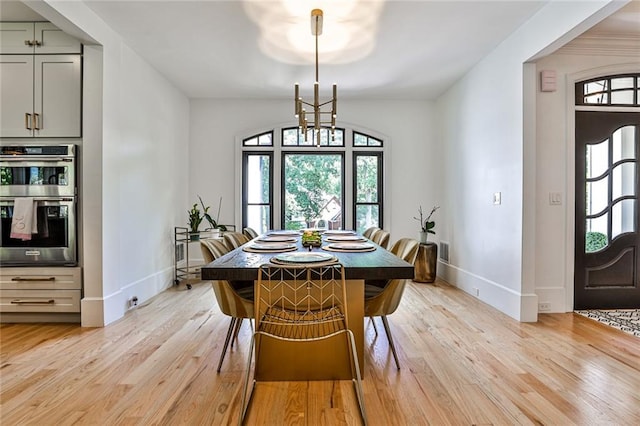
[575,309,640,337]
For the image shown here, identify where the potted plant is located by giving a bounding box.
[414,205,439,244]
[188,196,227,241]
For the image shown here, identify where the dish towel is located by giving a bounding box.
[10,197,38,241]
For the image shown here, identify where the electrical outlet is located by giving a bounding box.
[539,302,551,311]
[128,296,139,309]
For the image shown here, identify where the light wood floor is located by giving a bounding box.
[1,278,639,425]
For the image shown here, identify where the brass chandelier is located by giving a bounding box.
[294,9,337,146]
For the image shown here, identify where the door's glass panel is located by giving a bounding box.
[611,77,634,90]
[246,155,270,203]
[611,90,634,104]
[612,199,636,239]
[586,139,609,178]
[586,177,609,215]
[585,213,608,252]
[283,154,342,230]
[612,126,636,163]
[584,93,608,104]
[612,163,635,200]
[246,205,270,235]
[356,205,379,234]
[355,156,379,203]
[0,165,68,186]
[584,80,607,96]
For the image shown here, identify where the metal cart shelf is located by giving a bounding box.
[174,226,233,289]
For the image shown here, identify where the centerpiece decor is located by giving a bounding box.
[302,230,322,248]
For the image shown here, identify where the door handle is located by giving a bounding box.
[33,113,40,130]
[24,40,33,47]
[11,299,55,305]
[25,113,32,130]
[11,276,56,282]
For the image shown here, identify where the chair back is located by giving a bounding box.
[362,226,379,239]
[223,231,250,250]
[364,278,407,318]
[243,227,259,239]
[211,280,254,319]
[371,229,390,249]
[200,238,230,264]
[256,263,349,340]
[389,238,420,265]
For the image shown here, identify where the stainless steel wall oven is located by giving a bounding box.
[0,145,77,266]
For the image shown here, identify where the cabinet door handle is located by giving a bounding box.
[24,40,33,46]
[11,299,55,305]
[25,113,32,130]
[33,113,40,130]
[33,40,42,47]
[11,276,56,282]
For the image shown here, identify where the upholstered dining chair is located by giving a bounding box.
[200,239,254,373]
[362,226,379,239]
[370,229,390,249]
[242,227,259,240]
[223,231,250,250]
[364,238,419,370]
[239,262,367,425]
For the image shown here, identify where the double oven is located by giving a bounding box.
[0,145,77,266]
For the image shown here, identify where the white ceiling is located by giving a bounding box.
[2,1,639,100]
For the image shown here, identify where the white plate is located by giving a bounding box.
[323,230,356,235]
[326,242,374,251]
[267,230,301,236]
[258,236,298,243]
[326,236,367,242]
[250,243,296,251]
[273,252,335,263]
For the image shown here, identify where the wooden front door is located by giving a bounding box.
[575,111,640,309]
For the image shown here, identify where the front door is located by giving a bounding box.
[575,111,640,309]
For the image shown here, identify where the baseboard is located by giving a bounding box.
[439,261,538,322]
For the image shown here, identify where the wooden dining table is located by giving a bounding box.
[200,233,415,380]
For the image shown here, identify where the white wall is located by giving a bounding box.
[33,0,190,326]
[189,98,438,252]
[534,55,640,313]
[436,1,620,321]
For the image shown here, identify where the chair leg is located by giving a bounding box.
[231,318,243,348]
[346,329,368,425]
[369,316,378,335]
[381,315,400,370]
[217,317,237,373]
[239,332,257,425]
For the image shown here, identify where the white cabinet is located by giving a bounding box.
[0,54,82,137]
[0,267,82,314]
[0,22,82,54]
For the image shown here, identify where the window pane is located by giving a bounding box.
[584,93,608,104]
[586,213,608,253]
[586,139,609,178]
[586,177,609,215]
[611,90,634,104]
[612,162,635,200]
[584,80,607,95]
[356,205,379,233]
[354,133,367,146]
[368,137,382,147]
[612,126,636,163]
[246,205,270,235]
[244,137,257,146]
[612,199,636,239]
[355,156,379,202]
[329,129,344,146]
[246,155,270,203]
[258,133,273,146]
[282,129,298,146]
[611,77,634,90]
[283,154,342,230]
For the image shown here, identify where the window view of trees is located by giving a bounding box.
[283,154,342,230]
[354,153,382,233]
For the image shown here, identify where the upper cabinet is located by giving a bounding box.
[0,22,82,54]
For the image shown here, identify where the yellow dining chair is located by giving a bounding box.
[362,226,379,239]
[370,229,390,249]
[239,262,367,425]
[201,239,254,373]
[243,227,259,239]
[364,238,419,370]
[223,231,250,250]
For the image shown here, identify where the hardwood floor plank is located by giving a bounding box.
[1,278,639,425]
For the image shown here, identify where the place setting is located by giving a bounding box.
[323,230,357,236]
[269,251,338,265]
[243,242,297,253]
[324,235,367,243]
[322,242,376,253]
[256,235,298,243]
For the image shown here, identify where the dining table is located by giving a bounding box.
[200,230,415,381]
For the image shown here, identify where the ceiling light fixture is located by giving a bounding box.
[294,9,336,147]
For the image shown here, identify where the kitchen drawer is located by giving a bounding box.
[0,267,81,290]
[0,289,80,313]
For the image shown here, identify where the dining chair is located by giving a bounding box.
[364,238,419,370]
[362,226,379,239]
[242,227,259,240]
[370,229,390,249]
[200,239,254,373]
[223,231,250,250]
[239,262,367,425]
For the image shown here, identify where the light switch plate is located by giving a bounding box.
[549,192,562,205]
[493,192,501,205]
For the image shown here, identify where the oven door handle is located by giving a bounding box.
[0,198,74,205]
[11,276,56,282]
[0,157,72,162]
